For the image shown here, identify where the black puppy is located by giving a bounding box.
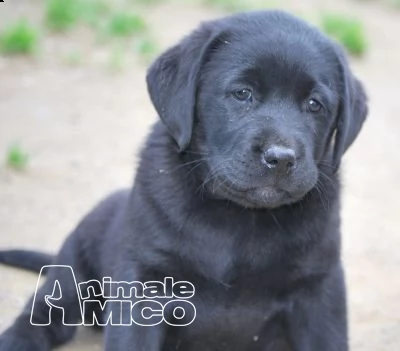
[0,10,367,351]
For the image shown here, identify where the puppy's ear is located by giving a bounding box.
[332,51,368,170]
[146,25,221,151]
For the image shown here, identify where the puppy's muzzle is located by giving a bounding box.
[262,145,296,175]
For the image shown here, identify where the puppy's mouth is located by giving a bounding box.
[208,177,307,209]
[243,187,299,208]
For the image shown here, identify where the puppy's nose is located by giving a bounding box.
[262,146,296,173]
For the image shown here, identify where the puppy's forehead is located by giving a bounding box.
[207,13,339,86]
[216,32,335,83]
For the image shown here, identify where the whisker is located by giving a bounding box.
[196,160,231,196]
[318,170,336,189]
[317,160,337,170]
[315,180,330,210]
[183,150,210,156]
[269,211,284,231]
[165,158,209,174]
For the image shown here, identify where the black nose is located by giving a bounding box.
[262,146,296,173]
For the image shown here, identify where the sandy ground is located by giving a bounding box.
[0,0,399,350]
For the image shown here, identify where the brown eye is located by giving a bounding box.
[232,88,253,102]
[307,99,322,113]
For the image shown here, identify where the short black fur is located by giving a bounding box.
[0,10,367,351]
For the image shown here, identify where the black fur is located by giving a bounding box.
[0,250,53,273]
[0,10,367,351]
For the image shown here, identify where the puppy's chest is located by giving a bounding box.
[174,293,286,351]
[166,233,316,349]
[182,228,304,292]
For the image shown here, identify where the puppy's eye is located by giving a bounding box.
[232,88,253,102]
[307,99,323,113]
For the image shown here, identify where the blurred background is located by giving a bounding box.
[0,0,399,350]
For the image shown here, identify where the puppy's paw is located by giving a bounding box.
[0,331,50,351]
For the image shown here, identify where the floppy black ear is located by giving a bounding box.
[332,52,368,170]
[146,25,221,151]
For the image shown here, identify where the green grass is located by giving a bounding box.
[46,0,113,31]
[0,20,39,55]
[321,14,367,57]
[6,144,29,171]
[135,37,158,63]
[107,12,147,37]
[45,0,80,32]
[79,0,111,28]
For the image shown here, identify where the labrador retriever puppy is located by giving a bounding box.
[0,10,367,351]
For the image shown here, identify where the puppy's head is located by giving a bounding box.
[147,11,368,209]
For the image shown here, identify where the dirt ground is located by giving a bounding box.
[0,0,399,350]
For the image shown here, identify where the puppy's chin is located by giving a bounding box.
[209,181,313,209]
[243,187,301,209]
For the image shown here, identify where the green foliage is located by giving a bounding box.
[321,14,367,57]
[0,20,39,55]
[46,0,113,31]
[6,144,30,171]
[45,0,80,32]
[107,12,147,37]
[79,0,111,28]
[135,37,158,63]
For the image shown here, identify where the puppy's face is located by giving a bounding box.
[195,36,338,208]
[147,11,368,209]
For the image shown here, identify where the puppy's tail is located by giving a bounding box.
[0,249,54,274]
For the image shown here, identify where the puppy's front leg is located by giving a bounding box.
[285,267,348,351]
[104,299,166,351]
